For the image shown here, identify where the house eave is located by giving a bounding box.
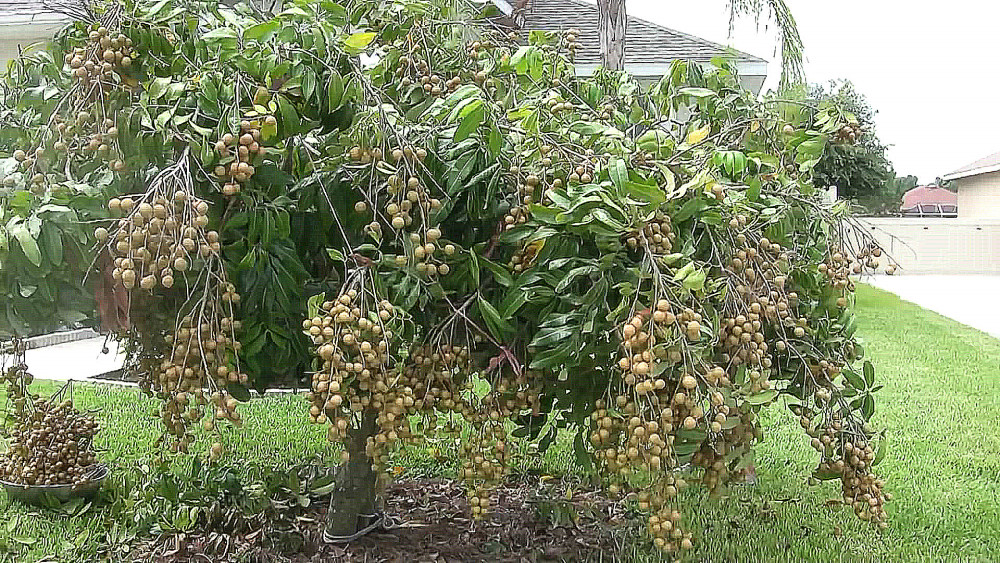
[943,164,1000,182]
[573,60,768,79]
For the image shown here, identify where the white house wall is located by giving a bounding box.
[854,217,1000,274]
[954,171,1000,220]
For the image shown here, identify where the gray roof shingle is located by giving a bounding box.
[521,0,765,67]
[943,151,1000,181]
[0,0,70,24]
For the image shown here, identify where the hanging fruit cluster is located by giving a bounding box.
[396,50,464,98]
[98,183,218,292]
[626,211,675,254]
[834,122,864,144]
[303,283,409,472]
[363,146,458,278]
[213,118,274,196]
[95,156,245,456]
[563,28,582,58]
[66,25,134,88]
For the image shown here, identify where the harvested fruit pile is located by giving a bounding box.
[0,397,100,487]
[0,341,101,487]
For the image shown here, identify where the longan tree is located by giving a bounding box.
[0,0,890,553]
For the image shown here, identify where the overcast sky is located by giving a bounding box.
[580,0,999,184]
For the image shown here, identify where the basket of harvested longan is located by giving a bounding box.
[1,340,107,506]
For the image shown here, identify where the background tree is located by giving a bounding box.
[1,0,889,554]
[807,80,898,214]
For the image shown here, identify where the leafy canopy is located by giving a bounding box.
[0,0,890,553]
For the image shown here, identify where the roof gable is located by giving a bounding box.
[943,151,1000,182]
[520,0,765,67]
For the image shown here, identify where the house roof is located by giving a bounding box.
[943,151,1000,182]
[900,185,958,217]
[519,0,766,69]
[901,185,957,209]
[0,0,70,26]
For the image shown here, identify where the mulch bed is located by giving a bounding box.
[129,477,638,563]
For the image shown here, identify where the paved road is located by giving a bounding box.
[21,337,125,383]
[864,274,1000,339]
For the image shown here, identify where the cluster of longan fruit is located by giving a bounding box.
[834,122,864,144]
[384,175,441,232]
[460,423,508,520]
[65,26,134,87]
[399,343,471,414]
[819,248,853,293]
[545,94,580,118]
[458,369,540,519]
[837,439,889,526]
[304,291,410,472]
[214,118,273,196]
[98,191,217,292]
[0,398,99,487]
[395,52,462,97]
[503,162,558,237]
[388,229,454,278]
[802,409,889,527]
[626,212,675,254]
[562,28,582,58]
[152,302,246,457]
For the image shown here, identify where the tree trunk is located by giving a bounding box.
[596,0,627,71]
[325,410,379,540]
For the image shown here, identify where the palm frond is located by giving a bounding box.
[726,0,804,91]
[42,0,95,22]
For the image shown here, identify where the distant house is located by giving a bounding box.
[942,152,1000,219]
[0,1,69,67]
[900,185,958,217]
[491,0,768,93]
[0,1,280,69]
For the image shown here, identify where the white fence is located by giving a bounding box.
[855,217,1000,274]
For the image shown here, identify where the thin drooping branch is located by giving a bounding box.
[726,0,805,89]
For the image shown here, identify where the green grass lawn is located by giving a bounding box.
[2,284,999,562]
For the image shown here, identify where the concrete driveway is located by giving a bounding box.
[864,275,1000,339]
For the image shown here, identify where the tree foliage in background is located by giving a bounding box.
[804,80,899,214]
[0,86,105,337]
[1,0,891,553]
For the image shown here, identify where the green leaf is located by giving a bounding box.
[326,71,344,110]
[343,32,377,52]
[863,360,875,386]
[609,159,628,189]
[872,435,886,466]
[244,20,278,41]
[679,87,717,98]
[454,100,484,142]
[326,248,345,262]
[11,536,36,545]
[147,76,172,100]
[477,295,514,339]
[11,224,41,266]
[276,95,299,135]
[573,432,593,470]
[307,292,326,319]
[842,368,865,390]
[202,27,239,42]
[682,269,706,291]
[748,389,778,405]
[226,383,252,402]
